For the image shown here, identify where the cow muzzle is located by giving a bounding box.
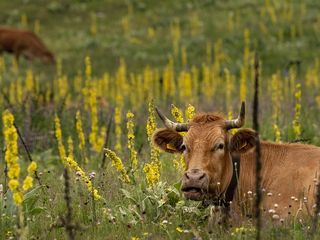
[181,169,209,201]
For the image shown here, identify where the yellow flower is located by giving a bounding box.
[126,111,138,170]
[114,106,122,152]
[22,176,33,191]
[65,157,102,200]
[185,104,195,121]
[143,162,160,186]
[27,161,37,174]
[176,227,183,233]
[292,83,302,139]
[76,111,86,151]
[171,104,184,123]
[105,149,130,183]
[8,179,19,191]
[13,192,23,205]
[54,115,66,162]
[146,100,157,141]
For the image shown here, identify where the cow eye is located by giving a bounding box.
[179,144,186,152]
[216,143,224,150]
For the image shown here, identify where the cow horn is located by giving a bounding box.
[225,102,245,130]
[155,107,189,132]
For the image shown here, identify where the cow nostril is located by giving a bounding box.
[198,173,205,181]
[185,172,190,180]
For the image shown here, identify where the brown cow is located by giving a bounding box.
[153,102,320,219]
[0,27,55,64]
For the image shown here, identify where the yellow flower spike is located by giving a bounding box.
[185,104,195,121]
[145,101,161,186]
[85,56,92,81]
[143,162,160,186]
[105,149,130,184]
[8,179,19,191]
[25,69,34,93]
[67,136,74,160]
[292,83,302,139]
[64,157,102,200]
[163,56,175,99]
[114,106,122,152]
[54,115,66,163]
[76,111,86,151]
[22,176,33,191]
[126,111,138,171]
[2,110,26,206]
[170,104,184,123]
[13,192,23,205]
[27,161,37,174]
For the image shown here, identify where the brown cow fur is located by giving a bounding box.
[153,112,320,220]
[0,27,55,64]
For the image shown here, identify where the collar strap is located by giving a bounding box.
[202,154,240,208]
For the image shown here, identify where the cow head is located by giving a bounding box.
[152,102,257,201]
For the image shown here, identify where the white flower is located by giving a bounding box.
[267,192,273,197]
[89,171,96,180]
[0,184,3,194]
[272,214,280,220]
[268,209,276,214]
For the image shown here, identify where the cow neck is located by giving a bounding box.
[202,153,240,208]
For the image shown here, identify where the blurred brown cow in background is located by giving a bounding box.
[0,27,55,64]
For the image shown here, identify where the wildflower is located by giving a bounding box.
[85,56,92,81]
[126,111,138,171]
[76,111,86,150]
[3,110,23,205]
[292,83,302,139]
[114,106,122,152]
[54,115,66,163]
[22,176,33,191]
[273,124,281,143]
[143,162,160,186]
[272,214,280,220]
[105,149,130,183]
[176,227,183,233]
[0,184,3,194]
[67,136,74,159]
[27,161,37,174]
[13,192,23,205]
[89,171,96,180]
[268,209,276,214]
[146,100,157,141]
[8,179,19,191]
[65,157,102,200]
[171,104,184,123]
[185,104,195,121]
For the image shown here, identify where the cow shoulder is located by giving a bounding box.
[229,128,257,153]
[152,128,184,153]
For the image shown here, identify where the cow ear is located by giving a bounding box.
[229,129,257,153]
[152,128,184,153]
